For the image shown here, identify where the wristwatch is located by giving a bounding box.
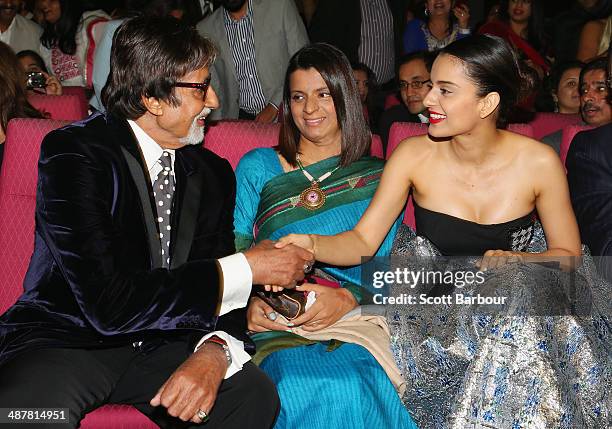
[203,335,232,367]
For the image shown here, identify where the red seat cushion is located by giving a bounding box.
[529,112,582,140]
[27,94,88,121]
[204,120,280,169]
[80,405,158,429]
[560,124,595,166]
[0,118,158,428]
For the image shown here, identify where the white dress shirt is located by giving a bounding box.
[128,120,252,378]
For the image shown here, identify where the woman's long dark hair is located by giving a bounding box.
[278,43,371,168]
[497,0,546,53]
[40,0,84,55]
[0,42,43,134]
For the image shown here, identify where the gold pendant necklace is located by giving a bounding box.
[296,155,340,211]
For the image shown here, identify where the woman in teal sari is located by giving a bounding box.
[234,43,418,429]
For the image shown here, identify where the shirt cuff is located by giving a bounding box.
[194,331,251,379]
[217,253,252,316]
[458,27,471,35]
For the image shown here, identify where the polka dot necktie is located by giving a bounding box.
[153,151,175,268]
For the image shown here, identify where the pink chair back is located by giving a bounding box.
[204,120,280,169]
[28,94,88,121]
[386,122,428,159]
[0,119,68,313]
[370,134,384,159]
[61,86,90,116]
[560,124,594,166]
[507,123,534,138]
[529,112,582,140]
[385,122,429,228]
[384,93,401,110]
[0,118,163,428]
[204,120,386,169]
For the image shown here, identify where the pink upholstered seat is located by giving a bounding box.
[386,122,429,159]
[385,123,429,228]
[204,120,280,169]
[507,122,534,138]
[370,134,384,159]
[61,86,90,117]
[27,94,88,121]
[0,118,158,429]
[560,124,594,166]
[204,120,385,168]
[529,112,582,140]
[385,122,536,228]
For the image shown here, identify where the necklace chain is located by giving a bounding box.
[296,154,341,184]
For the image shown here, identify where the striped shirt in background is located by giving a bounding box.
[224,1,267,115]
[358,0,395,85]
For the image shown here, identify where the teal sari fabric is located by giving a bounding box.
[234,147,399,289]
[234,148,417,429]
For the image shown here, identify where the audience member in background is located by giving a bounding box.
[540,61,585,154]
[309,0,408,95]
[403,0,471,54]
[90,0,174,111]
[578,57,612,127]
[351,62,376,129]
[378,51,434,155]
[577,12,612,62]
[0,0,42,53]
[197,0,308,122]
[567,45,612,280]
[479,0,550,78]
[234,42,416,429]
[0,41,43,168]
[38,0,109,87]
[16,49,62,95]
[549,0,602,63]
[542,58,612,153]
[550,61,584,114]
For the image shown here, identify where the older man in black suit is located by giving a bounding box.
[0,15,312,428]
[566,46,612,280]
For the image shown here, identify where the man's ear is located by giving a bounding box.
[479,92,500,119]
[142,95,163,116]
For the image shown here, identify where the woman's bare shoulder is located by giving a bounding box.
[503,130,562,168]
[391,134,437,160]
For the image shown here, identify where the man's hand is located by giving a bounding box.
[244,239,313,287]
[150,344,227,423]
[254,104,278,123]
[290,284,357,331]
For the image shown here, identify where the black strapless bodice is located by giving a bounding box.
[414,202,535,256]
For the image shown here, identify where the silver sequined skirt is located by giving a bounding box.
[386,224,611,429]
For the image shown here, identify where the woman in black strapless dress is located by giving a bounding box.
[278,35,609,428]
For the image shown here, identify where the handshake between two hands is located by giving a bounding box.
[243,235,315,291]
